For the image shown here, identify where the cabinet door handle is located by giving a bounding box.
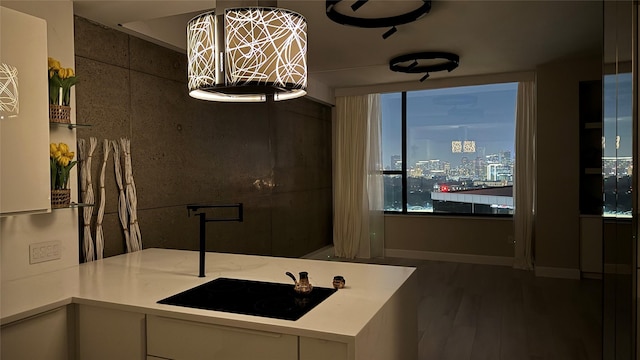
[151,315,284,338]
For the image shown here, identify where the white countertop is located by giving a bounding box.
[1,248,416,340]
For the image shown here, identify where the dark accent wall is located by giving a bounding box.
[73,16,333,259]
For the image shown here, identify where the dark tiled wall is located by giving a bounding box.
[73,16,333,259]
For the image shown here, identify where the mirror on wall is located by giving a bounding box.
[602,1,636,359]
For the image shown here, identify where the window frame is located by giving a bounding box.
[382,83,517,218]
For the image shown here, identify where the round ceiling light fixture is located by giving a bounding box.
[187,7,307,103]
[325,0,431,39]
[389,52,459,82]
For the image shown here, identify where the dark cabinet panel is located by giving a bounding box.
[578,80,602,215]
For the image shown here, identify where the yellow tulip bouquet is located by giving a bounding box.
[48,57,77,106]
[50,142,77,190]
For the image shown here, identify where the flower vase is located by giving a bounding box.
[51,189,71,209]
[49,104,71,124]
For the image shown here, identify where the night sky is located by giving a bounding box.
[382,74,633,169]
[381,82,518,168]
[603,72,632,158]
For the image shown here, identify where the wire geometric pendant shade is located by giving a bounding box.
[187,13,217,94]
[0,63,19,118]
[187,7,307,102]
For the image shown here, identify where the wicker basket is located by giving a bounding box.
[49,104,71,124]
[51,189,71,209]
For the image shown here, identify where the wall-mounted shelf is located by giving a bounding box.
[52,202,94,210]
[71,202,94,208]
[50,122,92,130]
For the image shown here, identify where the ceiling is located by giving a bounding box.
[73,0,603,91]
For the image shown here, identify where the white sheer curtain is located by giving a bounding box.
[333,94,384,259]
[513,80,536,270]
[367,95,384,258]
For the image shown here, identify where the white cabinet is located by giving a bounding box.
[147,314,298,360]
[76,304,146,360]
[0,7,51,215]
[300,337,348,360]
[1,306,71,360]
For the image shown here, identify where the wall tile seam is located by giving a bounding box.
[126,36,134,140]
[126,64,188,85]
[272,186,333,192]
[271,108,331,120]
[75,16,117,32]
[126,35,188,85]
[105,201,332,215]
[75,55,131,72]
[273,110,328,120]
[130,195,279,211]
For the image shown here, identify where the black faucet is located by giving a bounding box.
[186,203,243,277]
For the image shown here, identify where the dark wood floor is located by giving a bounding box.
[330,256,602,360]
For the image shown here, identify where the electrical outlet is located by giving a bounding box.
[29,241,61,264]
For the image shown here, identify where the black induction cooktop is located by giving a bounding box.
[157,277,337,321]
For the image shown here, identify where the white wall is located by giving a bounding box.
[384,215,514,264]
[534,52,601,272]
[1,1,79,281]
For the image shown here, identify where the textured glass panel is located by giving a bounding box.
[187,12,216,92]
[225,8,307,89]
[0,63,18,116]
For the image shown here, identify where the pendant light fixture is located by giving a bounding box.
[389,52,459,82]
[187,6,307,102]
[326,0,431,39]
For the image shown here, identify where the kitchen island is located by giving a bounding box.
[1,248,418,360]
